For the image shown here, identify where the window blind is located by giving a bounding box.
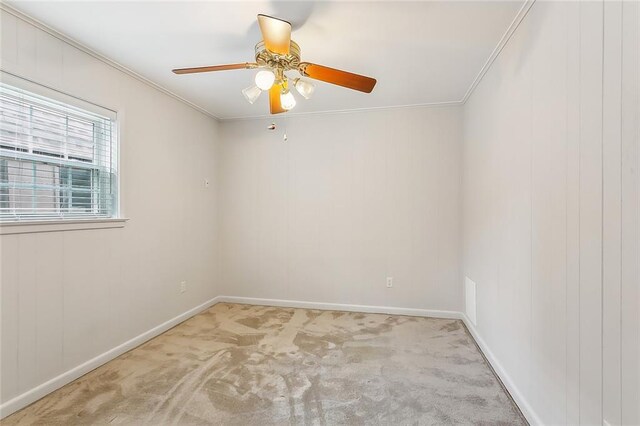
[0,83,117,221]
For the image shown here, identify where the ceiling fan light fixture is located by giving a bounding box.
[172,15,377,115]
[294,78,315,99]
[280,89,296,110]
[242,85,262,104]
[255,69,276,90]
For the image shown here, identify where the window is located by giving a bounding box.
[0,83,117,222]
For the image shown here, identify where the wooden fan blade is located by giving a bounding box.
[172,63,256,74]
[299,62,377,93]
[269,83,286,114]
[258,14,291,56]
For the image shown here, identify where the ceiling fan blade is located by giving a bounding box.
[258,14,291,56]
[269,84,286,114]
[172,63,256,74]
[299,62,377,93]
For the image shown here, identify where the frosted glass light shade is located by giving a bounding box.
[294,78,315,99]
[280,90,296,110]
[254,70,276,90]
[242,85,262,104]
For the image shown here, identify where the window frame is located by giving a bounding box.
[0,72,125,233]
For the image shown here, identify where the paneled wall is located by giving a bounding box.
[0,7,221,414]
[463,1,601,424]
[219,107,463,312]
[463,0,640,424]
[620,2,640,423]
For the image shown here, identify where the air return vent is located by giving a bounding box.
[465,277,477,325]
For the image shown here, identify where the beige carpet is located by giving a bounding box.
[3,303,526,425]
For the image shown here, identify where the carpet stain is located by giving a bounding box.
[2,303,526,425]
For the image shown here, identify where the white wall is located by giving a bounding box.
[0,7,221,415]
[463,1,640,425]
[218,107,463,312]
[619,2,640,424]
[463,1,596,424]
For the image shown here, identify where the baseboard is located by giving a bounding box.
[219,296,538,424]
[217,295,463,319]
[0,295,222,419]
[460,314,542,426]
[1,295,538,426]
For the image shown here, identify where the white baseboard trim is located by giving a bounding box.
[0,295,222,419]
[1,295,538,426]
[218,296,538,424]
[217,295,463,320]
[460,314,542,426]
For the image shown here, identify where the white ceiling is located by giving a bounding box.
[7,1,524,119]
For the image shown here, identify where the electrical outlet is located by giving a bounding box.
[180,281,187,293]
[386,277,393,288]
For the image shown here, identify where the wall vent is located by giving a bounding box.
[465,277,477,325]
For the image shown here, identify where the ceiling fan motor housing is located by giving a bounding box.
[255,40,301,81]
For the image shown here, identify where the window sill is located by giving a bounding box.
[0,218,129,235]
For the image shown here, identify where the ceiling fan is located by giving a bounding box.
[172,14,377,114]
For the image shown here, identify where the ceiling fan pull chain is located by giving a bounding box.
[283,114,289,142]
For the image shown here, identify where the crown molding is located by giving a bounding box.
[0,2,221,121]
[221,0,536,122]
[1,0,535,121]
[460,0,536,103]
